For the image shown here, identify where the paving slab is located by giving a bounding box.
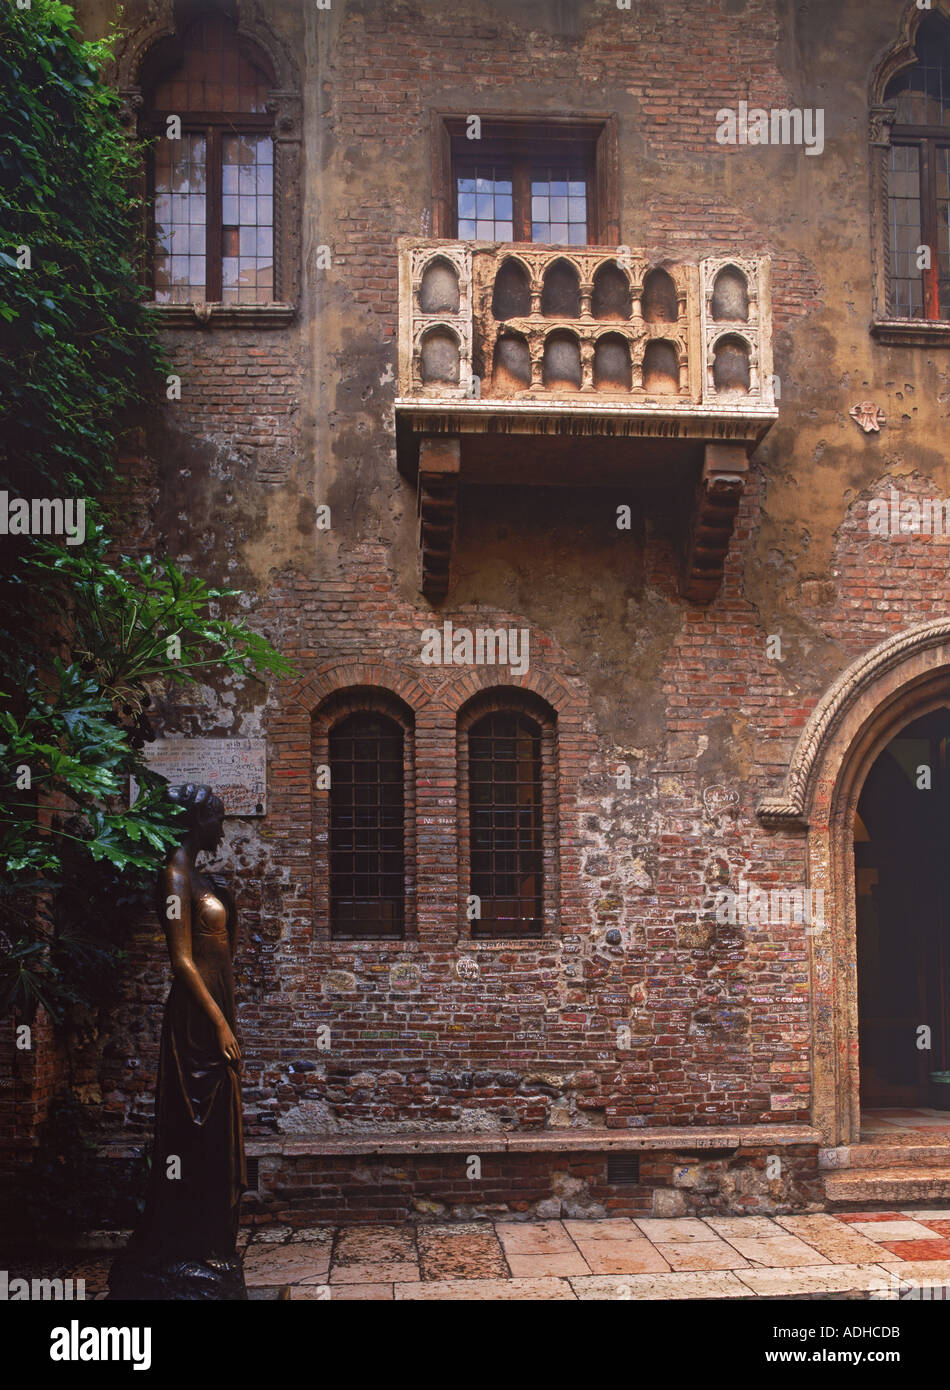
[569,1238,671,1275]
[570,1271,753,1300]
[395,1277,577,1300]
[634,1218,721,1244]
[877,1238,950,1260]
[724,1234,832,1269]
[333,1224,417,1263]
[288,1227,335,1245]
[733,1263,891,1298]
[836,1211,903,1223]
[505,1250,592,1278]
[494,1220,577,1255]
[562,1218,644,1242]
[417,1225,509,1280]
[654,1240,749,1271]
[243,1242,330,1286]
[251,1225,293,1244]
[292,1283,391,1300]
[329,1260,420,1284]
[775,1214,893,1264]
[847,1219,944,1243]
[703,1216,787,1240]
[876,1259,950,1284]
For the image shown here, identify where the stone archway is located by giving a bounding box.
[758,619,950,1146]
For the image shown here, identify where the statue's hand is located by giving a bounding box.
[216,1021,242,1067]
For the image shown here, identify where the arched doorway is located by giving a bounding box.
[855,708,950,1111]
[758,618,950,1145]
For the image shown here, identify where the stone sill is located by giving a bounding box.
[97,1124,819,1163]
[239,1124,819,1159]
[871,317,950,347]
[145,302,296,328]
[311,937,561,951]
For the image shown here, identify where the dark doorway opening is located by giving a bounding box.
[855,708,950,1109]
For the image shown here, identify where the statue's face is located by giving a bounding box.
[198,811,225,853]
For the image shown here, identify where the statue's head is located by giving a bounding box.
[168,783,226,854]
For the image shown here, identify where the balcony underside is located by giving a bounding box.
[398,409,773,605]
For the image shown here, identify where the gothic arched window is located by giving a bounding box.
[872,13,950,339]
[144,15,275,306]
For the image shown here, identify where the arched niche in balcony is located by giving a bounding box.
[491,258,531,320]
[541,259,581,318]
[641,267,678,324]
[591,263,632,320]
[712,334,751,393]
[711,265,749,322]
[593,333,632,392]
[642,339,680,395]
[420,326,460,385]
[419,256,460,314]
[542,330,582,390]
[492,331,531,394]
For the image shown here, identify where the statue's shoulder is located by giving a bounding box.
[206,874,236,919]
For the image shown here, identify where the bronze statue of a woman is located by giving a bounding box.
[109,784,247,1300]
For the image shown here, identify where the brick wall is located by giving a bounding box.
[25,0,950,1221]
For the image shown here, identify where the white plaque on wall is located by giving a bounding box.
[131,737,267,816]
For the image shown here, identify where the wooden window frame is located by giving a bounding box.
[120,8,302,327]
[431,112,620,246]
[870,14,950,344]
[145,111,274,306]
[887,128,950,321]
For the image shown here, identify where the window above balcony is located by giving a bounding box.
[430,114,619,245]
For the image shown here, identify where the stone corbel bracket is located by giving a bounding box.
[757,617,950,829]
[417,437,461,602]
[681,442,749,602]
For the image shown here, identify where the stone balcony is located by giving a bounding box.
[395,238,779,602]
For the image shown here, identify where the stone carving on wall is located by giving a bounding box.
[849,401,886,433]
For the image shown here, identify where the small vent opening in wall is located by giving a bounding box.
[606,1154,640,1185]
[246,1157,260,1191]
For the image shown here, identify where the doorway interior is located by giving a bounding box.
[855,708,950,1118]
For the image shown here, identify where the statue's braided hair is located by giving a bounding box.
[167,783,225,827]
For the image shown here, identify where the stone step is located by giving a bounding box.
[824,1143,950,1171]
[824,1164,950,1205]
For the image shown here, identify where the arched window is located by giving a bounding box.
[143,15,276,305]
[328,712,406,938]
[872,14,950,334]
[884,16,950,318]
[467,710,545,938]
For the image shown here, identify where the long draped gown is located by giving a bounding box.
[131,888,246,1265]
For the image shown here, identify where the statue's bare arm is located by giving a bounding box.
[160,863,242,1066]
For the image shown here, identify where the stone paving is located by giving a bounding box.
[28,1208,950,1300]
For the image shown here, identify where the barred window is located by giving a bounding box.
[328,713,405,939]
[468,711,544,938]
[145,15,275,305]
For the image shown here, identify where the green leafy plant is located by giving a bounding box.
[0,0,161,498]
[0,3,295,1023]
